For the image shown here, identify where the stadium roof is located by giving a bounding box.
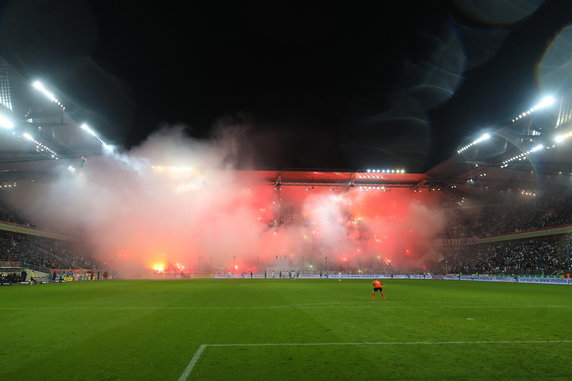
[253,170,426,189]
[427,91,572,195]
[1,53,572,198]
[0,57,106,184]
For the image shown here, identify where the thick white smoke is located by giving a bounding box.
[10,126,448,276]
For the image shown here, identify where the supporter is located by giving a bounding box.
[0,230,107,274]
[439,236,572,275]
[443,189,572,239]
[0,199,34,227]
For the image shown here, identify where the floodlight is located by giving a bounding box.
[536,95,555,109]
[32,81,58,103]
[102,143,114,152]
[554,130,572,144]
[22,132,34,141]
[80,123,97,137]
[530,144,544,152]
[0,113,14,129]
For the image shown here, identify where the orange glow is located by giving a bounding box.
[42,161,446,277]
[152,263,165,273]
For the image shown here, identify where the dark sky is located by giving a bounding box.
[1,0,571,172]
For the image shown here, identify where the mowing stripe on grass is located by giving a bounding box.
[178,340,572,380]
[2,304,572,311]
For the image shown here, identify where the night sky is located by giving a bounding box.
[1,0,571,172]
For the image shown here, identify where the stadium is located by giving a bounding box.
[1,2,572,380]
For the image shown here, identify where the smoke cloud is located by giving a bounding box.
[11,126,447,277]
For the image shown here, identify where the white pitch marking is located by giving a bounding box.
[177,340,572,380]
[178,344,206,381]
[207,339,572,347]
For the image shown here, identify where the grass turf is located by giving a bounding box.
[0,279,571,380]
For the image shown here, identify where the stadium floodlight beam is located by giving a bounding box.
[0,113,14,129]
[80,123,98,138]
[476,133,491,143]
[554,131,572,144]
[457,132,491,154]
[530,144,544,153]
[80,123,111,150]
[501,143,545,167]
[535,95,555,110]
[22,132,34,141]
[32,81,57,103]
[512,95,556,123]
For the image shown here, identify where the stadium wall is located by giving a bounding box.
[214,273,572,284]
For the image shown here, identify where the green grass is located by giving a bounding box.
[1,279,571,380]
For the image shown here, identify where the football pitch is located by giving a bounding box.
[1,279,571,380]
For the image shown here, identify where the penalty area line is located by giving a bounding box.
[178,344,207,381]
[177,340,572,380]
[208,339,572,347]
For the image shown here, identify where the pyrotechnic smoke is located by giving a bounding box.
[10,126,447,277]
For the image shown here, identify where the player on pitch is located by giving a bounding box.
[372,279,386,300]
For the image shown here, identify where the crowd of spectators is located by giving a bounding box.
[442,189,572,239]
[0,201,34,227]
[0,198,104,272]
[1,185,572,278]
[0,230,105,273]
[439,236,572,275]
